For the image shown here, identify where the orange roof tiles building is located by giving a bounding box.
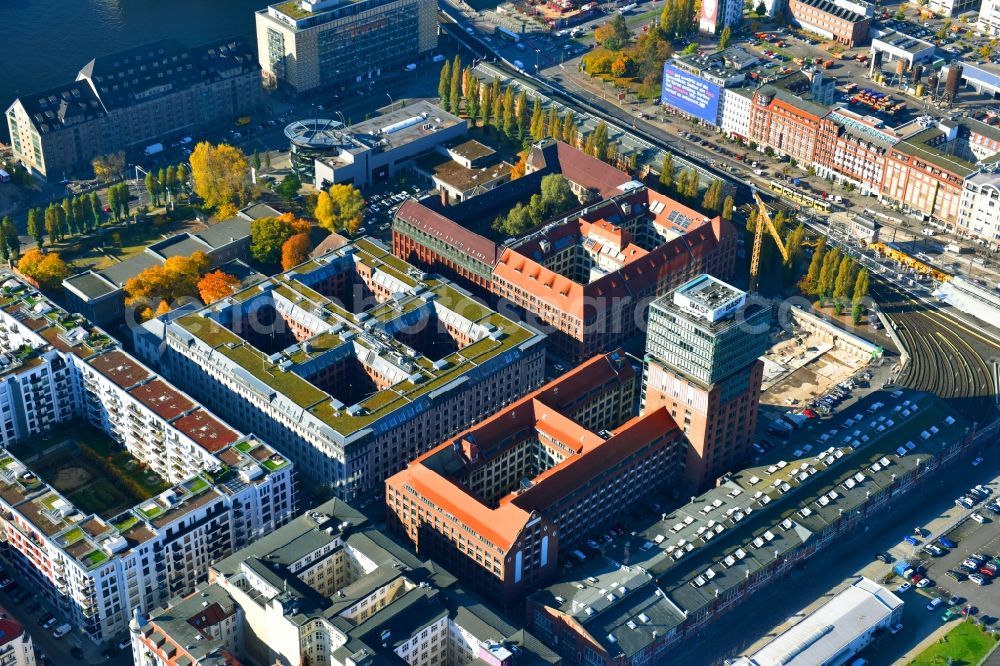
[492,188,737,362]
[393,139,737,363]
[385,350,686,606]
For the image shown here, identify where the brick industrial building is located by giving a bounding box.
[643,276,771,490]
[394,139,738,362]
[385,351,685,605]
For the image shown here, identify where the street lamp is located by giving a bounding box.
[535,48,541,72]
[386,93,394,110]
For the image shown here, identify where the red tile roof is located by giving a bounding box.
[493,190,729,318]
[129,379,196,421]
[171,409,240,453]
[88,350,153,388]
[388,351,657,551]
[395,199,499,266]
[0,615,24,647]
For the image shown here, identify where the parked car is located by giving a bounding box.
[972,513,988,524]
[943,609,958,621]
[41,616,58,630]
[897,581,912,593]
[0,577,12,590]
[917,577,933,588]
[927,597,943,610]
[52,624,71,639]
[949,596,963,606]
[904,535,920,546]
[969,573,988,585]
[890,622,904,635]
[938,537,958,548]
[875,552,892,563]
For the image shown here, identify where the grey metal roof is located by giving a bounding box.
[63,271,118,300]
[735,577,902,666]
[192,217,252,250]
[148,235,213,261]
[78,37,258,112]
[238,203,282,221]
[99,252,162,288]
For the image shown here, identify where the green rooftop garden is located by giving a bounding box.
[137,503,164,521]
[262,455,289,472]
[62,526,85,545]
[274,0,313,19]
[113,514,139,533]
[81,549,109,569]
[235,441,253,454]
[218,344,327,408]
[184,476,209,495]
[178,315,243,348]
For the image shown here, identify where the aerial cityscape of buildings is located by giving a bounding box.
[0,0,999,663]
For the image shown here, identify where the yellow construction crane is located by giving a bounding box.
[748,189,789,293]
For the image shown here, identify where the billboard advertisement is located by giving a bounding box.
[700,0,719,29]
[661,64,721,125]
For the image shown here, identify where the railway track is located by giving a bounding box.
[872,278,999,423]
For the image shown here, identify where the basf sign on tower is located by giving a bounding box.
[661,64,721,125]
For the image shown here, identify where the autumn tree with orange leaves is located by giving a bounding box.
[197,270,241,304]
[17,249,69,287]
[281,233,312,270]
[250,213,310,264]
[124,251,212,321]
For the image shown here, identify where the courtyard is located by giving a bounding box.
[25,422,170,519]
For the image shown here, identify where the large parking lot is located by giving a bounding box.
[889,483,1000,623]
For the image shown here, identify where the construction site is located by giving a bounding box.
[760,306,882,410]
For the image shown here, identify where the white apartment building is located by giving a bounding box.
[0,611,35,666]
[698,0,743,34]
[132,499,559,666]
[719,87,754,139]
[0,276,296,644]
[924,0,978,16]
[958,168,1000,248]
[980,0,1000,36]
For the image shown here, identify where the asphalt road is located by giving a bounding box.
[0,559,132,666]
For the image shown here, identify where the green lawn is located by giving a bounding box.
[909,621,998,666]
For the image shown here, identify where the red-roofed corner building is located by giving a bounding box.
[493,190,736,362]
[385,350,686,606]
[0,611,35,666]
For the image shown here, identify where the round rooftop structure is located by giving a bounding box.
[284,118,347,181]
[284,118,346,148]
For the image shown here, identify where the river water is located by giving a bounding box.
[1,0,269,112]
